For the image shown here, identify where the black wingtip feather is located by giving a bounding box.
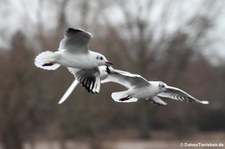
[66,28,84,35]
[79,76,98,94]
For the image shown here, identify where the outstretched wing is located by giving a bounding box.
[158,86,209,104]
[58,79,79,104]
[68,67,101,93]
[102,67,149,89]
[59,28,93,53]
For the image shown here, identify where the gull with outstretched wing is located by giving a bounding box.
[34,28,112,101]
[103,67,209,105]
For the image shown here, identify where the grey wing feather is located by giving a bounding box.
[150,96,167,106]
[158,86,209,104]
[68,67,101,93]
[67,67,80,76]
[102,67,149,89]
[59,28,93,53]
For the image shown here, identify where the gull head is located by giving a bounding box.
[94,53,113,66]
[149,81,168,94]
[159,81,167,88]
[157,81,168,92]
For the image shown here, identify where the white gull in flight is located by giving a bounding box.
[34,28,112,96]
[103,67,209,105]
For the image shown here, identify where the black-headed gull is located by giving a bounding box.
[103,68,209,105]
[34,28,112,95]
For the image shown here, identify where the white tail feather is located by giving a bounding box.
[58,79,79,104]
[34,51,60,70]
[111,91,129,102]
[117,97,138,103]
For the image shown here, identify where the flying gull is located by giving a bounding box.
[103,67,209,105]
[34,28,112,95]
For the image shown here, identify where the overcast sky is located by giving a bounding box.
[0,0,225,65]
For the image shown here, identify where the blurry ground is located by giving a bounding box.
[6,131,224,149]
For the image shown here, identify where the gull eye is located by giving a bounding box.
[159,83,165,88]
[100,57,103,60]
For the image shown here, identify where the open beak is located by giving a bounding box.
[106,61,113,66]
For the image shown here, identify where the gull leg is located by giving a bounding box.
[42,62,54,67]
[119,96,131,101]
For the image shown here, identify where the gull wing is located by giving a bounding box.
[68,67,101,93]
[157,86,209,104]
[58,79,79,104]
[150,96,167,106]
[102,67,149,89]
[59,28,93,53]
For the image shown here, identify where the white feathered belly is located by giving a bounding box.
[56,52,96,69]
[130,86,159,99]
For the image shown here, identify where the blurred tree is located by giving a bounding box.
[0,32,55,149]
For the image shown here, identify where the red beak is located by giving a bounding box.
[106,61,113,66]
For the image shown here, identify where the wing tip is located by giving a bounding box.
[66,28,83,34]
[66,28,93,37]
[200,100,209,104]
[80,77,100,94]
[58,100,63,104]
[58,80,79,104]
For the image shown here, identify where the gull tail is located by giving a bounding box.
[34,51,60,70]
[111,91,138,103]
[58,79,79,104]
